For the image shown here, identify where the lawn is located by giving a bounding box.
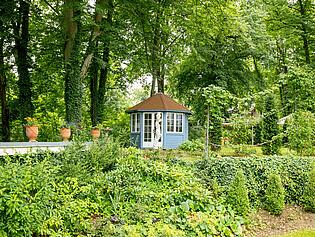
[277,230,315,237]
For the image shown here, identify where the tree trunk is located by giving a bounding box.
[151,9,162,96]
[64,0,82,126]
[0,31,10,141]
[298,0,310,64]
[13,0,34,120]
[95,0,113,124]
[90,43,99,127]
[81,0,105,79]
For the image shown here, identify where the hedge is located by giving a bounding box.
[195,156,314,207]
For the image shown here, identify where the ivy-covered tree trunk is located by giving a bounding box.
[13,0,34,120]
[96,39,111,124]
[262,95,281,155]
[0,31,10,141]
[64,0,83,126]
[91,0,113,126]
[90,48,99,127]
[298,0,310,64]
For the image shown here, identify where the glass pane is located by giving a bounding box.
[167,113,174,132]
[144,114,152,142]
[131,114,135,132]
[136,114,140,132]
[176,114,183,132]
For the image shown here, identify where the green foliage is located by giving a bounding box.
[196,156,314,208]
[226,170,250,216]
[203,86,234,151]
[209,112,223,151]
[303,166,315,212]
[179,139,204,152]
[264,173,285,215]
[229,117,253,145]
[254,121,263,145]
[287,111,315,156]
[262,95,281,155]
[279,67,315,113]
[0,142,245,236]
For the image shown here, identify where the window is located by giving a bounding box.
[167,113,183,132]
[144,113,152,142]
[131,113,140,133]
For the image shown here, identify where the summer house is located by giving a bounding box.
[126,93,191,149]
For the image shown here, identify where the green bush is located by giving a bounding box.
[226,170,250,216]
[264,173,285,215]
[303,166,315,212]
[0,141,245,236]
[179,139,204,152]
[287,111,315,156]
[195,156,314,208]
[262,95,281,155]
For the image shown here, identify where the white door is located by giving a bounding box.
[143,112,163,148]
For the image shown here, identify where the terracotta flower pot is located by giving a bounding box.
[60,127,71,142]
[25,125,39,142]
[91,128,101,140]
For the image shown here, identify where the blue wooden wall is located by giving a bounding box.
[130,112,189,149]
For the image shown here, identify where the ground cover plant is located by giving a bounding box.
[0,142,245,236]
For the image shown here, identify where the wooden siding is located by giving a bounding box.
[131,112,189,149]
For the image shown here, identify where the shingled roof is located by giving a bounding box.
[126,93,191,114]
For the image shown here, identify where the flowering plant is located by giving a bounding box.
[24,117,38,126]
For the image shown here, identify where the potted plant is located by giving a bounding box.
[91,126,101,140]
[24,117,39,142]
[60,123,71,142]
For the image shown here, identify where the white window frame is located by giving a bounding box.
[131,113,140,133]
[142,112,163,148]
[166,112,184,133]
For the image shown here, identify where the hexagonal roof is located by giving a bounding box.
[126,93,191,114]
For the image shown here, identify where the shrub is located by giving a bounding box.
[287,111,315,156]
[226,170,250,216]
[262,95,281,155]
[264,173,285,215]
[179,139,204,152]
[303,166,315,212]
[0,141,245,236]
[229,117,252,145]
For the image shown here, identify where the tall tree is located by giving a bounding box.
[12,0,34,120]
[0,22,10,141]
[125,0,188,96]
[88,0,114,126]
[63,0,83,126]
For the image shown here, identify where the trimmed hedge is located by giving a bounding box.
[195,156,314,208]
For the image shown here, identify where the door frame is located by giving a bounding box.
[142,112,163,148]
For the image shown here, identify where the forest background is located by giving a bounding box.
[1,0,315,148]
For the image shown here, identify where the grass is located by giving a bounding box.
[218,146,295,157]
[141,145,309,163]
[276,230,315,237]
